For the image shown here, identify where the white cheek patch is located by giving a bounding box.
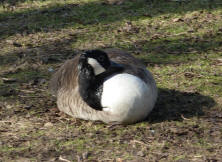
[87,58,106,75]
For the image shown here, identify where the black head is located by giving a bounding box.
[78,49,122,76]
[77,49,124,110]
[85,50,111,70]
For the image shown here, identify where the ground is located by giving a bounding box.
[0,0,222,161]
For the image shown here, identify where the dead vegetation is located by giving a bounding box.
[0,0,222,161]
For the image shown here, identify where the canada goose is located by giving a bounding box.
[50,48,157,124]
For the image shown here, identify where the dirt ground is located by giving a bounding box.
[0,0,222,161]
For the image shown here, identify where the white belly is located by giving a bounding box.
[101,73,155,123]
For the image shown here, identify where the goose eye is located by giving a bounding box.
[98,56,104,61]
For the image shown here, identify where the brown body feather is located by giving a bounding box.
[50,49,157,124]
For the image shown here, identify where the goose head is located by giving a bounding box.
[78,49,123,77]
[77,49,123,110]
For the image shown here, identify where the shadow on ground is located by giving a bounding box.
[147,88,216,123]
[1,27,221,72]
[130,30,222,64]
[1,0,221,39]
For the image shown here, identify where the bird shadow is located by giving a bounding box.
[146,88,216,123]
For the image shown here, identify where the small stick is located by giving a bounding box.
[59,156,71,162]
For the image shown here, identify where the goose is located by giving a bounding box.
[50,48,157,124]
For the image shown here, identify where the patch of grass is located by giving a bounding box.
[58,139,86,152]
[5,70,48,83]
[0,145,30,153]
[0,0,222,161]
[174,155,186,161]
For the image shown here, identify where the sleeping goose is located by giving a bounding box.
[50,48,157,124]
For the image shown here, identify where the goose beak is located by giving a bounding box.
[78,54,88,71]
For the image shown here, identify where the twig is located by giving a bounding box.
[17,89,35,93]
[18,95,43,98]
[0,121,12,123]
[130,140,149,147]
[33,88,47,92]
[59,156,71,162]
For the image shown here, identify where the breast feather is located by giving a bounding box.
[101,73,154,121]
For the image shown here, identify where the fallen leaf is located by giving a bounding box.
[215,58,222,66]
[116,158,123,162]
[44,122,53,127]
[137,150,145,157]
[2,77,17,83]
[173,18,184,22]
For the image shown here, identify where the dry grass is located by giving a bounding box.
[0,0,222,161]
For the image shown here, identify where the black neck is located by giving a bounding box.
[78,65,123,111]
[78,67,103,110]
